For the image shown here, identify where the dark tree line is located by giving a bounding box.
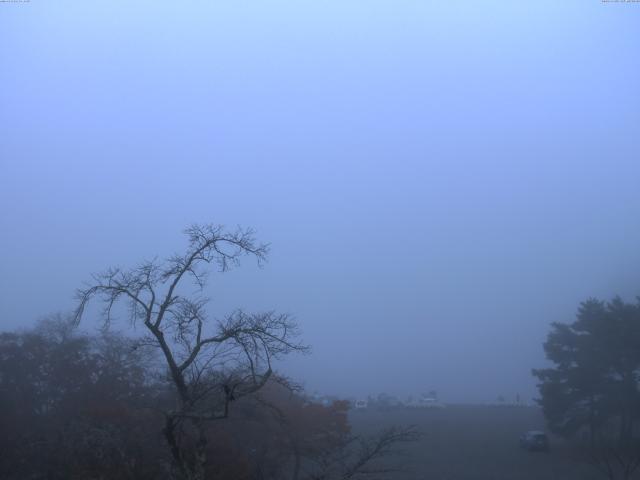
[0,318,416,480]
[0,316,166,479]
[534,296,640,480]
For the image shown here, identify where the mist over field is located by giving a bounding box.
[1,2,640,479]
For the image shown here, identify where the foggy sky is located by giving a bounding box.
[1,0,639,403]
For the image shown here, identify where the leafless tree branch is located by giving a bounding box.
[72,223,306,480]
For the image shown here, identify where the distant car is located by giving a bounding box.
[354,400,368,410]
[519,431,549,451]
[417,395,445,409]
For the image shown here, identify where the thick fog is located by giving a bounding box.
[1,0,639,404]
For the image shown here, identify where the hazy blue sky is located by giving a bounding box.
[1,1,639,402]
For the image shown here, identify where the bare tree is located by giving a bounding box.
[306,425,421,480]
[579,435,640,480]
[74,224,309,480]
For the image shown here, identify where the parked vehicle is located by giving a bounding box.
[419,395,445,408]
[354,399,368,410]
[519,431,549,451]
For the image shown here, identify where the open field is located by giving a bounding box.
[348,405,603,480]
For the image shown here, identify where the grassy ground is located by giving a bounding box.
[348,405,602,480]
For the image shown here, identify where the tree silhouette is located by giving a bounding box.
[74,224,308,480]
[533,296,640,479]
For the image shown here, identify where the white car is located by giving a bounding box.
[354,400,368,410]
[404,395,445,408]
[419,396,445,408]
